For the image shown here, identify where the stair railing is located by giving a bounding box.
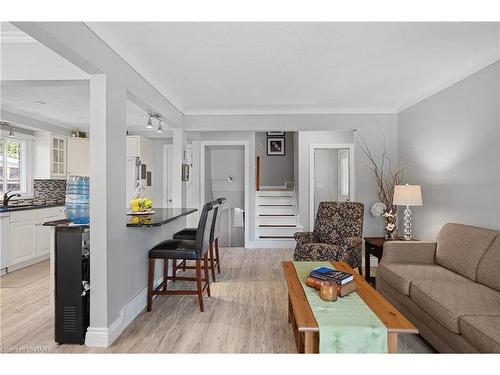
[256,156,260,191]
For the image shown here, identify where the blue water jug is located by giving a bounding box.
[65,176,90,224]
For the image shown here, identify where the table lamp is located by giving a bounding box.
[393,184,423,240]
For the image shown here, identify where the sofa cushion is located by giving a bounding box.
[435,223,496,281]
[477,235,500,292]
[460,316,500,353]
[378,263,469,296]
[410,280,500,333]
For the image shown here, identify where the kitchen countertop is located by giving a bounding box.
[0,202,65,213]
[42,219,89,229]
[126,208,197,227]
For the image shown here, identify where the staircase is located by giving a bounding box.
[254,189,303,248]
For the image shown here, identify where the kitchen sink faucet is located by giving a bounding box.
[2,190,21,208]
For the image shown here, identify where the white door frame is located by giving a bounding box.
[200,140,250,248]
[162,144,174,209]
[309,143,355,230]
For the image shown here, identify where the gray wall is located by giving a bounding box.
[255,131,295,186]
[295,123,399,237]
[398,61,500,240]
[186,114,399,238]
[314,149,339,215]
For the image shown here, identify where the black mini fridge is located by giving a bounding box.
[54,226,90,344]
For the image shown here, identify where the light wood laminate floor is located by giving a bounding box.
[0,247,434,353]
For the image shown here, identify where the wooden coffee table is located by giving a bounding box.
[282,261,418,353]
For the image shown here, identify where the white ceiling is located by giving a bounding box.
[0,23,171,136]
[87,22,500,114]
[1,81,160,132]
[2,83,90,129]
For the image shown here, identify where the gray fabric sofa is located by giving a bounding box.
[377,223,500,353]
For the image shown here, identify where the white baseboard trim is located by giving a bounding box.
[247,240,295,249]
[7,254,49,273]
[85,275,164,348]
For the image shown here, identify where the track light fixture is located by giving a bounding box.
[146,112,162,130]
[157,120,163,133]
[0,121,14,138]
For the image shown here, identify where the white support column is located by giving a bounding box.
[86,74,127,347]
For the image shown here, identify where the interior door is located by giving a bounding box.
[163,145,174,208]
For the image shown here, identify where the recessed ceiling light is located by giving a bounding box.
[76,115,85,119]
[35,101,47,105]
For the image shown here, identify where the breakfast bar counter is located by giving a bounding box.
[126,208,197,227]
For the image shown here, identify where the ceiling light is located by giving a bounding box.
[157,120,163,133]
[146,115,153,129]
[35,101,47,105]
[8,128,14,138]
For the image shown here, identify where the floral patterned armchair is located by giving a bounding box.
[293,201,364,270]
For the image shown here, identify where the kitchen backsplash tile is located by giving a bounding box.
[33,179,67,203]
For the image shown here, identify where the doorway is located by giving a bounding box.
[309,144,354,229]
[200,141,249,248]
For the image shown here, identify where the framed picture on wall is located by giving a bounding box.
[267,137,285,156]
[267,131,285,136]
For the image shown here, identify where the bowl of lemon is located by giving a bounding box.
[128,197,153,215]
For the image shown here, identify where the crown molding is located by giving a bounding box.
[0,30,37,44]
[183,107,398,116]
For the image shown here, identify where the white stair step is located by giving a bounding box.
[257,205,296,215]
[258,236,295,240]
[257,215,299,226]
[256,226,303,237]
[256,196,295,205]
[256,190,294,197]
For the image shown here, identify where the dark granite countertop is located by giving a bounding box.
[126,208,197,227]
[42,218,90,229]
[0,202,65,213]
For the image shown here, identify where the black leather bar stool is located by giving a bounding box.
[174,197,226,282]
[147,200,219,312]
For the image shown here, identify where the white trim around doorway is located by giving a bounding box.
[200,140,250,248]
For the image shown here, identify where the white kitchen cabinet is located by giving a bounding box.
[10,219,36,265]
[67,137,90,176]
[34,132,67,179]
[35,212,61,257]
[0,213,10,273]
[7,207,65,270]
[51,136,66,176]
[126,136,140,158]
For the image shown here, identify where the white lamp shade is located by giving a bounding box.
[393,184,423,206]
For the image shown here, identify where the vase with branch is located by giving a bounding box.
[358,135,404,239]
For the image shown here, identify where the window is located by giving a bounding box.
[0,137,27,195]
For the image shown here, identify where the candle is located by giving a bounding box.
[319,281,338,302]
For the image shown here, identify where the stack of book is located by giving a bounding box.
[306,267,356,297]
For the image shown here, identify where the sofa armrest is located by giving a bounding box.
[380,241,437,264]
[294,231,315,244]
